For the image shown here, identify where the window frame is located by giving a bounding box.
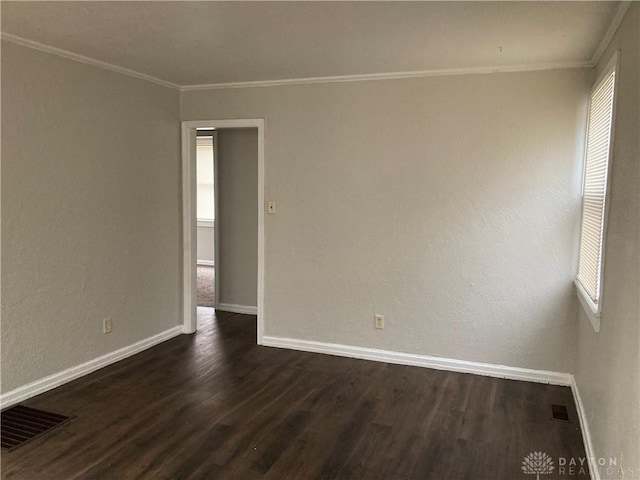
[575,51,620,333]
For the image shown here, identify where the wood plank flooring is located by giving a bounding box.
[1,309,588,479]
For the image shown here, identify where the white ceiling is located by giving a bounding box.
[1,1,622,88]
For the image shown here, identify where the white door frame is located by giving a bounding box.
[212,130,221,311]
[181,119,265,345]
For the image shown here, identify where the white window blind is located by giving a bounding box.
[576,62,616,307]
[196,136,215,221]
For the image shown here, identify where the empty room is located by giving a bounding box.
[1,2,638,479]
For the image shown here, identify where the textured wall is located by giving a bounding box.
[574,4,639,477]
[182,68,590,372]
[1,42,182,392]
[216,129,258,308]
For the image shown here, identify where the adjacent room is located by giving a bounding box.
[196,130,216,308]
[1,2,638,479]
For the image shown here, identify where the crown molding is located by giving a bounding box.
[180,61,593,91]
[590,0,632,66]
[0,32,180,90]
[1,30,594,92]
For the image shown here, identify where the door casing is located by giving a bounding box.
[181,119,265,344]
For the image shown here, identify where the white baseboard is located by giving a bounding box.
[571,376,599,480]
[216,303,258,315]
[261,336,573,386]
[197,260,215,266]
[264,335,595,477]
[0,326,183,409]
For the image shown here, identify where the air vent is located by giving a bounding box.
[551,404,570,422]
[1,405,71,451]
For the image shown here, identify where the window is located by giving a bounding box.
[196,135,215,221]
[575,53,618,330]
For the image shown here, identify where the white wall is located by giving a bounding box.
[216,129,258,308]
[182,68,590,372]
[574,4,639,477]
[197,226,215,263]
[1,41,181,392]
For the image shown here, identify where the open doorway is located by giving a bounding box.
[195,130,216,308]
[182,119,265,344]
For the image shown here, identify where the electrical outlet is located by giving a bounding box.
[103,318,112,334]
[374,314,384,329]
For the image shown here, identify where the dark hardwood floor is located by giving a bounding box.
[2,309,588,479]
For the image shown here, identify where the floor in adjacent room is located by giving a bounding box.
[0,309,588,479]
[197,265,215,307]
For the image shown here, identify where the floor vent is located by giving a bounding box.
[551,404,570,422]
[1,405,71,451]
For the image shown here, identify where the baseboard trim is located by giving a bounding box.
[0,326,183,409]
[196,260,215,266]
[262,336,573,386]
[571,377,599,480]
[216,303,258,315]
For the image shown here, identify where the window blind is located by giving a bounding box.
[576,66,616,305]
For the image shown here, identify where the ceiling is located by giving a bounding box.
[0,1,622,88]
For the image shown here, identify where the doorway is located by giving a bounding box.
[181,119,265,344]
[195,130,216,308]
